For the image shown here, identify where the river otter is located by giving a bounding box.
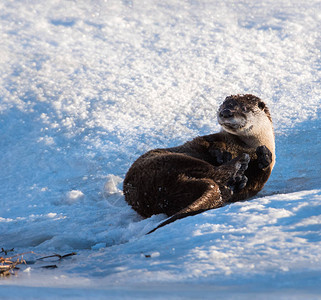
[123,94,275,233]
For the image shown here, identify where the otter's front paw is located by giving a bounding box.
[210,149,232,166]
[231,175,248,191]
[228,153,250,192]
[256,146,272,169]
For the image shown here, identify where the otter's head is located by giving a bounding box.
[217,94,272,137]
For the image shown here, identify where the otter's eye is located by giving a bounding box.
[226,103,234,109]
[258,101,265,110]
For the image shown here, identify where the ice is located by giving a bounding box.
[0,0,320,298]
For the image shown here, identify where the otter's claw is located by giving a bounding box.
[233,175,248,191]
[236,153,250,172]
[210,149,232,166]
[256,146,272,169]
[228,153,250,192]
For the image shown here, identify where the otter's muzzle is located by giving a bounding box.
[219,109,233,119]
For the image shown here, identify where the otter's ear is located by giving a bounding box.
[258,101,265,110]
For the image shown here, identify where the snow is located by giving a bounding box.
[0,0,320,298]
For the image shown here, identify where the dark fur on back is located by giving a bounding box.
[123,94,275,232]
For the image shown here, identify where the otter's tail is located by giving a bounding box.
[147,209,207,234]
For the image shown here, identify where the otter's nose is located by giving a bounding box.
[220,109,233,119]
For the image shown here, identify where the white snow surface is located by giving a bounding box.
[0,0,320,298]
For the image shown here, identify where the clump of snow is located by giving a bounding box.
[64,190,85,204]
[0,0,320,298]
[47,213,57,218]
[91,243,106,251]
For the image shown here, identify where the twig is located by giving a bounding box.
[37,252,77,261]
[0,248,14,256]
[0,251,76,277]
[0,257,26,277]
[41,265,58,269]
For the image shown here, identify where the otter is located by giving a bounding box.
[123,94,275,233]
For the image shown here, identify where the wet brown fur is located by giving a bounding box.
[123,94,275,232]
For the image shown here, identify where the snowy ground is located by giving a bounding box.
[0,0,320,298]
